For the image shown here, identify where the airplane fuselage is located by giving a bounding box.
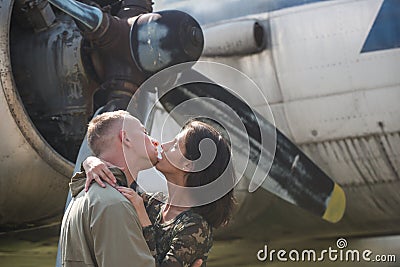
[153,0,400,239]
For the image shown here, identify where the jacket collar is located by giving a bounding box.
[69,167,129,197]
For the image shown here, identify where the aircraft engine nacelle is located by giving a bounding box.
[202,19,266,57]
[0,0,73,229]
[0,0,204,229]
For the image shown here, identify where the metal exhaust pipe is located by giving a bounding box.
[48,0,103,31]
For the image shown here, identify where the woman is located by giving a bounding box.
[83,120,236,267]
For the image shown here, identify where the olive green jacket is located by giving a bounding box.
[60,168,155,267]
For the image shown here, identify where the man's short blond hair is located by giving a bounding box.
[87,110,130,156]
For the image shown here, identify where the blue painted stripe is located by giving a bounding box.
[362,0,400,53]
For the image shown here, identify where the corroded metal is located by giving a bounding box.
[0,0,72,228]
[11,13,92,161]
[48,0,103,31]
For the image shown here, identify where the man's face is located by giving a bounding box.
[123,116,159,170]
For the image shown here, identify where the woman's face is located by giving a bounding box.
[155,129,190,177]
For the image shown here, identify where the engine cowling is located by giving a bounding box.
[0,0,72,229]
[202,19,266,57]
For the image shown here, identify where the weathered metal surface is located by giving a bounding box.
[0,0,72,228]
[14,0,56,31]
[48,0,103,31]
[11,12,92,162]
[282,85,400,144]
[271,0,399,101]
[301,133,400,187]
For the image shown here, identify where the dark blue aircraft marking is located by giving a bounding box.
[362,0,400,53]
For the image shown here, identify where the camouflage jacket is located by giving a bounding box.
[142,193,213,267]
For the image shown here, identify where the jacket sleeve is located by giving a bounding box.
[90,200,155,267]
[145,219,212,267]
[161,221,212,267]
[142,224,158,258]
[141,193,161,259]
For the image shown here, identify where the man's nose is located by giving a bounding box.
[151,138,159,147]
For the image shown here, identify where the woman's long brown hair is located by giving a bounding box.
[183,120,236,228]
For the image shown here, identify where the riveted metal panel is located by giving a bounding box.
[284,85,400,144]
[271,0,400,101]
[300,133,400,187]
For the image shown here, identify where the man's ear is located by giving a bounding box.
[120,130,131,147]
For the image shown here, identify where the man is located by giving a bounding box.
[60,110,203,266]
[59,110,157,266]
